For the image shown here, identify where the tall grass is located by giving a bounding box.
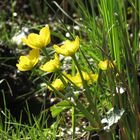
[68,0,140,139]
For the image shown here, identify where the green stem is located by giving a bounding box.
[73,95,99,128]
[41,48,50,60]
[39,74,74,106]
[72,106,76,140]
[72,55,103,128]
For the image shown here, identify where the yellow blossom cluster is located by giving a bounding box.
[66,71,98,88]
[16,25,51,71]
[16,25,111,91]
[16,25,79,73]
[48,71,98,91]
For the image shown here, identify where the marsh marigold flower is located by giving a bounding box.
[53,36,79,56]
[98,60,115,70]
[16,49,39,71]
[66,73,83,87]
[22,25,51,49]
[67,71,98,87]
[40,53,60,72]
[49,78,65,91]
[82,71,98,84]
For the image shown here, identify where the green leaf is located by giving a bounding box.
[83,125,100,131]
[50,100,71,118]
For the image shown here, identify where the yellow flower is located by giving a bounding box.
[49,78,65,91]
[98,60,108,70]
[53,36,79,56]
[66,71,98,87]
[40,53,60,72]
[81,71,98,84]
[16,49,39,71]
[98,60,115,70]
[67,73,83,87]
[22,25,51,49]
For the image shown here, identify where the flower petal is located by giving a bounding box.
[49,79,65,91]
[16,49,39,71]
[53,36,80,56]
[40,53,60,72]
[28,33,41,48]
[98,60,108,70]
[39,25,51,46]
[73,36,79,52]
[22,25,51,49]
